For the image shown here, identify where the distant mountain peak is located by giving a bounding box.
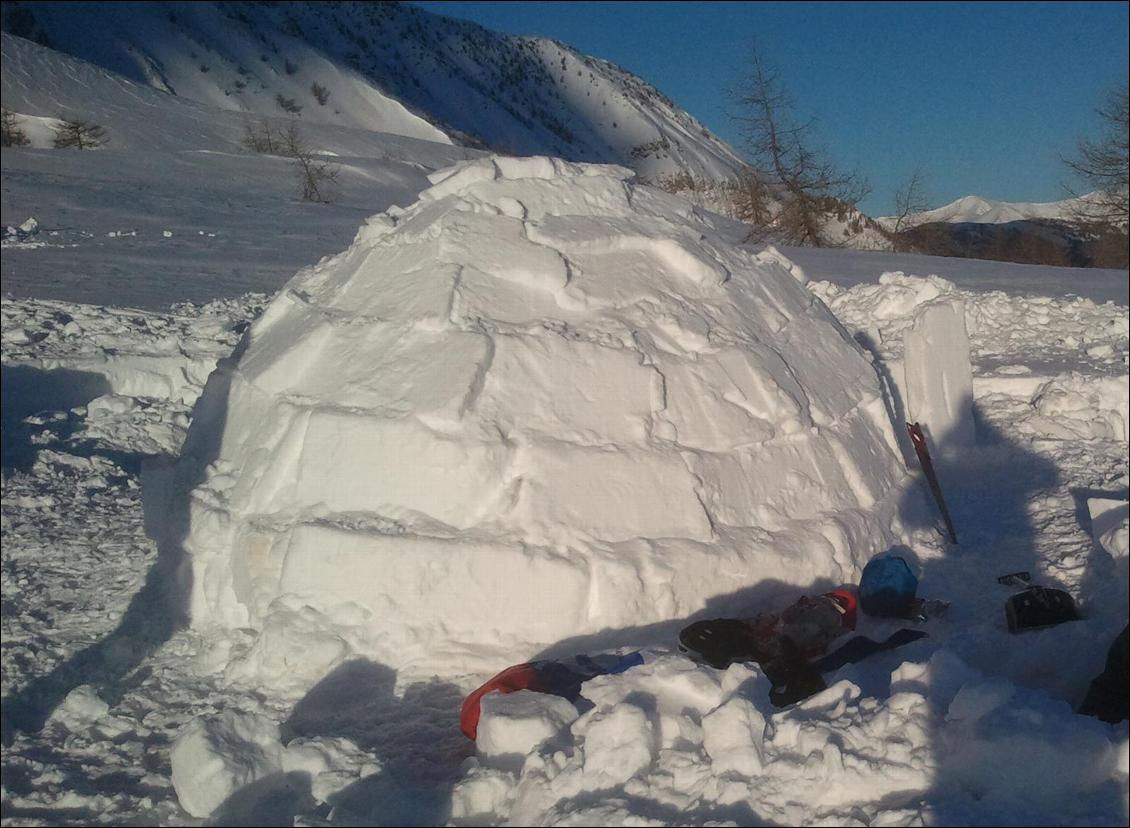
[880,193,1106,229]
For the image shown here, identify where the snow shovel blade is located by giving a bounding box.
[906,422,958,544]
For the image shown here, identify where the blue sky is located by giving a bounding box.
[412,1,1129,216]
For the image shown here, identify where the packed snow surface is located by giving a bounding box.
[175,156,906,680]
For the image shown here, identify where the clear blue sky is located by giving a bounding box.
[412,1,1129,216]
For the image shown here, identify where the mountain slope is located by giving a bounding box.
[0,31,469,162]
[1,0,746,181]
[1,30,481,309]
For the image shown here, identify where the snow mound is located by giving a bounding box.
[170,709,371,819]
[176,156,905,680]
[476,690,579,759]
[453,652,1125,826]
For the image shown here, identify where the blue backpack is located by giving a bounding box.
[859,556,919,617]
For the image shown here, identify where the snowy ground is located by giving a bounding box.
[3,235,1127,825]
[0,146,459,309]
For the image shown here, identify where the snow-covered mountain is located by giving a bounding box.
[1,0,746,181]
[876,193,1128,268]
[879,193,1106,230]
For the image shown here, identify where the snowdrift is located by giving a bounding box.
[176,157,906,676]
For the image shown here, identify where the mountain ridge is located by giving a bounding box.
[879,192,1115,229]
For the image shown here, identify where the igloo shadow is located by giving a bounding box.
[0,364,112,471]
[898,396,1059,556]
[893,397,1127,823]
[282,658,471,827]
[0,341,239,740]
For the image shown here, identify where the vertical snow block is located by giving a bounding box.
[903,299,975,453]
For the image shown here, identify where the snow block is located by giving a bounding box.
[578,703,657,787]
[476,690,580,758]
[170,711,284,818]
[702,697,767,776]
[274,527,591,652]
[903,298,975,452]
[1088,498,1129,560]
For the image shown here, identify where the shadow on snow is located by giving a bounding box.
[0,343,244,747]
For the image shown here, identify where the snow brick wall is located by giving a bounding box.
[175,157,906,677]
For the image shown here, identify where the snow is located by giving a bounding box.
[170,710,287,818]
[475,690,579,760]
[1090,499,1129,559]
[2,18,1129,828]
[454,651,1126,826]
[786,245,1130,307]
[3,3,748,182]
[169,709,373,820]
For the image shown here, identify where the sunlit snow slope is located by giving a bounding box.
[1,1,747,181]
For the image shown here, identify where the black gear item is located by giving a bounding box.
[680,616,930,708]
[678,618,768,669]
[767,661,827,706]
[764,637,827,706]
[765,628,930,707]
[813,628,929,673]
[1004,586,1080,633]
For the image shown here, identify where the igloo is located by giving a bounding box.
[176,157,906,676]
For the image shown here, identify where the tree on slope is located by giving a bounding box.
[52,118,107,150]
[730,46,868,246]
[890,166,933,252]
[2,108,31,147]
[241,120,341,202]
[278,123,339,203]
[1065,83,1128,225]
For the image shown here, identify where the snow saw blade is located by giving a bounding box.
[907,422,958,544]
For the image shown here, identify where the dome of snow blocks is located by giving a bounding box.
[176,156,906,674]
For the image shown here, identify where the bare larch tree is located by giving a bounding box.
[731,47,868,246]
[51,118,107,149]
[1065,83,1128,225]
